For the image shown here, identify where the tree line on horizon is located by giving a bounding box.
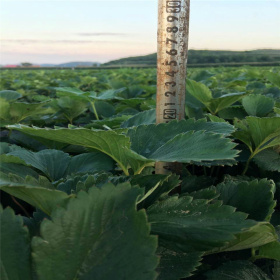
[103,49,280,66]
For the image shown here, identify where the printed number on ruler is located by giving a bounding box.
[164,0,181,122]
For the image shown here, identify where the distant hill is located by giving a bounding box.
[40,62,101,67]
[103,49,280,66]
[56,62,100,67]
[40,64,57,67]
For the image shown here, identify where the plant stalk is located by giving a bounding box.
[91,101,99,120]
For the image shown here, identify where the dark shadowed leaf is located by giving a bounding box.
[157,247,202,280]
[66,152,115,175]
[205,261,272,280]
[216,178,276,221]
[0,206,31,280]
[121,109,156,128]
[254,149,280,172]
[8,149,71,181]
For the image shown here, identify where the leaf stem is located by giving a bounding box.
[203,166,207,176]
[185,168,192,176]
[242,151,257,175]
[242,158,251,176]
[11,196,30,218]
[90,101,99,120]
[250,247,257,262]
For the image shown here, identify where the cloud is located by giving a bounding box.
[1,39,116,44]
[77,33,129,37]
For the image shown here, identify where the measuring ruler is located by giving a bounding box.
[156,0,190,174]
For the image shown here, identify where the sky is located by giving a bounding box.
[0,0,280,64]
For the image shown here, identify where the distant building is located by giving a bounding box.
[4,65,19,68]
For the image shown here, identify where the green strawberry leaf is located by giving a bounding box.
[0,90,22,101]
[0,179,71,215]
[32,183,158,280]
[216,178,276,221]
[7,124,152,176]
[147,195,256,252]
[156,247,202,280]
[242,94,275,117]
[0,206,31,280]
[205,261,272,280]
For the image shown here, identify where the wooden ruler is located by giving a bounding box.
[156,0,190,174]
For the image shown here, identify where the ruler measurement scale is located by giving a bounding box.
[156,0,190,174]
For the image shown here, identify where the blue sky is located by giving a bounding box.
[1,0,279,64]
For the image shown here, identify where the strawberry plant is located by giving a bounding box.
[0,67,280,279]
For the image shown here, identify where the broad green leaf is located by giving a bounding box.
[131,174,180,208]
[89,88,126,100]
[56,97,88,123]
[0,90,22,101]
[273,261,280,280]
[147,196,256,252]
[0,142,10,154]
[94,100,115,118]
[0,162,39,179]
[208,92,247,115]
[128,119,235,157]
[212,223,278,253]
[85,115,130,129]
[216,179,276,221]
[234,117,280,156]
[257,241,280,261]
[32,183,158,280]
[205,261,272,280]
[187,79,212,104]
[0,180,71,215]
[188,187,219,201]
[157,247,202,280]
[1,172,54,194]
[127,120,237,163]
[218,106,248,120]
[244,117,280,149]
[55,87,86,97]
[181,175,215,193]
[0,98,10,123]
[8,149,71,181]
[66,152,115,175]
[121,109,156,128]
[189,69,214,82]
[256,226,280,261]
[266,72,280,87]
[254,149,280,172]
[0,154,27,166]
[207,114,227,123]
[186,79,246,114]
[147,131,237,163]
[9,101,51,123]
[57,174,92,195]
[55,87,125,100]
[7,124,152,175]
[242,94,275,117]
[0,206,31,280]
[130,174,170,204]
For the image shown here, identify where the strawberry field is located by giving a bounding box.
[0,66,280,279]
